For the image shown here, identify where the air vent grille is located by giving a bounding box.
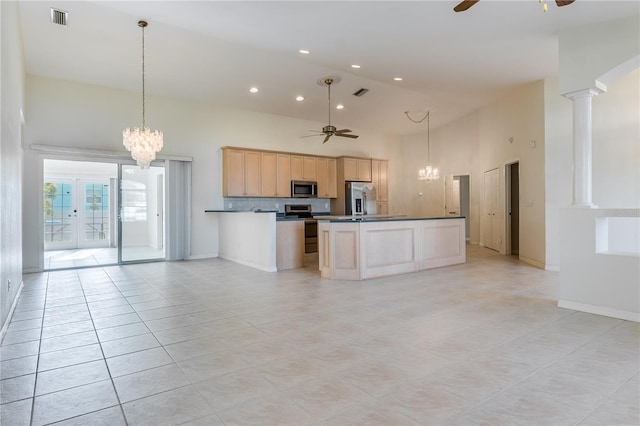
[50,8,68,26]
[353,88,369,97]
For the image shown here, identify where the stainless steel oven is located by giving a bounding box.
[284,204,317,253]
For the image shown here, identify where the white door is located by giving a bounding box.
[445,175,461,217]
[79,180,111,248]
[484,168,500,251]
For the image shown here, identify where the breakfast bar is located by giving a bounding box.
[317,216,466,280]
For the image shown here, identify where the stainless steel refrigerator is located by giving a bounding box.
[345,182,377,215]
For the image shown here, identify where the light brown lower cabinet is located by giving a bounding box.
[276,220,304,270]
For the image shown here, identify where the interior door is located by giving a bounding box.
[484,168,500,251]
[445,175,461,216]
[119,164,166,263]
[43,179,77,250]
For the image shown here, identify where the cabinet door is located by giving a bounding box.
[357,159,372,182]
[376,202,389,215]
[290,155,303,181]
[302,156,317,181]
[326,158,337,198]
[276,153,291,197]
[244,150,261,196]
[316,158,328,198]
[261,152,277,197]
[224,148,245,196]
[371,159,380,186]
[343,158,357,181]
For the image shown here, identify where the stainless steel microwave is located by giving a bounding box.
[291,180,318,198]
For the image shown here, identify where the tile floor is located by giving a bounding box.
[1,246,638,425]
[44,247,164,270]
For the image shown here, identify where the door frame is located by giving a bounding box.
[444,172,471,241]
[505,160,520,256]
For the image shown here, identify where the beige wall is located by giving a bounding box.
[1,1,26,331]
[401,81,546,267]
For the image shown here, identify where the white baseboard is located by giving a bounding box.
[185,254,218,260]
[519,255,545,270]
[558,300,639,322]
[0,281,25,343]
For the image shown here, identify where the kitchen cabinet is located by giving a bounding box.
[291,155,317,181]
[261,152,292,197]
[222,148,261,196]
[316,157,337,198]
[371,159,389,214]
[343,157,372,182]
[276,153,291,197]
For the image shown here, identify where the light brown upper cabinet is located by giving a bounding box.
[342,157,372,182]
[261,152,277,197]
[316,157,337,199]
[291,155,317,181]
[222,148,261,196]
[276,153,292,197]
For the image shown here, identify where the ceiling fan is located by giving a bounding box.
[454,0,575,13]
[302,76,359,144]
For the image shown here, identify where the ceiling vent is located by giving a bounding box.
[352,88,369,97]
[50,8,68,26]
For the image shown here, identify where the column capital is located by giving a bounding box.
[562,85,605,100]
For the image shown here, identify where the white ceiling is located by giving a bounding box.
[18,1,640,135]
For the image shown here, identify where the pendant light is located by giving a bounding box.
[123,20,163,169]
[406,110,439,181]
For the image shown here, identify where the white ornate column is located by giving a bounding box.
[563,88,603,208]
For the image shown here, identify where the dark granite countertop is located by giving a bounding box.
[317,215,465,223]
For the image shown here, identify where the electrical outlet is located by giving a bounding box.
[7,278,11,291]
[228,202,232,209]
[275,203,279,209]
[324,203,328,209]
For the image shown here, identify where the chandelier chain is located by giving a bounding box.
[141,22,146,129]
[404,111,429,124]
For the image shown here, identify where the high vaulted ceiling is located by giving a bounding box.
[17,1,639,135]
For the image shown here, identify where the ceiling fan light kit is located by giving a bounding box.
[454,0,575,13]
[300,75,359,144]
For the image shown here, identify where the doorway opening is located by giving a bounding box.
[506,162,520,256]
[445,174,471,241]
[43,159,165,270]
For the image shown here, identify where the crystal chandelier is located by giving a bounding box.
[406,110,439,181]
[123,20,163,169]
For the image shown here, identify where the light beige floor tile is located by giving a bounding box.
[323,399,419,425]
[1,373,35,404]
[0,340,40,361]
[36,359,110,395]
[106,347,173,378]
[164,336,221,362]
[31,380,119,426]
[0,398,33,426]
[194,368,280,411]
[580,374,640,426]
[37,343,103,372]
[121,385,213,425]
[39,330,98,353]
[100,333,160,358]
[217,392,316,426]
[177,350,250,382]
[96,322,150,342]
[49,405,127,426]
[113,363,191,403]
[92,312,141,330]
[1,355,38,380]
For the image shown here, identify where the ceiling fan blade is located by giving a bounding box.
[335,129,352,133]
[336,133,359,139]
[300,134,323,139]
[454,0,479,12]
[322,134,331,144]
[555,0,575,6]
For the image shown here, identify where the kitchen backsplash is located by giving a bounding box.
[223,197,331,213]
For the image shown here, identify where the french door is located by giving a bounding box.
[43,179,111,250]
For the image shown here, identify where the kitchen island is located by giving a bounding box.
[318,216,465,280]
[205,210,304,271]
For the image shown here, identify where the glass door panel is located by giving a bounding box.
[119,164,165,263]
[43,179,77,250]
[80,181,110,248]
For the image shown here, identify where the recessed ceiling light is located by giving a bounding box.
[249,87,259,93]
[296,96,304,102]
[336,104,344,110]
[394,77,403,81]
[351,64,361,69]
[299,49,310,54]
